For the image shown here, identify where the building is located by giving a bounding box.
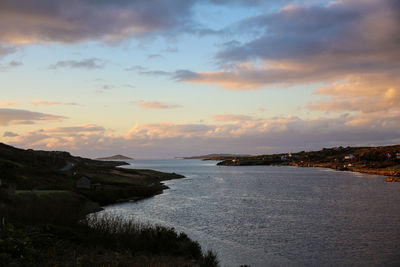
[396,153,400,160]
[344,154,355,160]
[76,176,91,189]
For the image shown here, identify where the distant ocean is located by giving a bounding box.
[99,159,400,267]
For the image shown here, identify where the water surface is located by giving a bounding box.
[100,159,400,266]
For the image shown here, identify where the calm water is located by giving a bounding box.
[100,160,400,266]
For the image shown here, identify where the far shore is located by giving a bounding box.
[208,145,400,182]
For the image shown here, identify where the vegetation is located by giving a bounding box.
[0,143,218,266]
[0,206,219,266]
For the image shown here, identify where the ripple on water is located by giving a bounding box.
[100,160,400,267]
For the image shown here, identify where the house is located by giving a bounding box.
[281,154,292,161]
[344,154,355,160]
[76,176,91,189]
[92,183,102,190]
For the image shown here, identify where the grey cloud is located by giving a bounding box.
[0,0,197,44]
[176,0,400,94]
[0,44,17,57]
[0,0,293,45]
[8,60,22,67]
[3,131,18,137]
[45,125,105,133]
[49,58,106,70]
[218,0,400,68]
[0,108,66,126]
[125,65,146,71]
[0,60,22,71]
[139,70,171,76]
[147,54,164,60]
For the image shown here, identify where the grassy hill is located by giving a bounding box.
[0,143,219,267]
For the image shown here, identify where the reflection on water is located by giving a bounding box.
[100,160,400,266]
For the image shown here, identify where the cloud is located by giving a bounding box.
[176,0,400,89]
[125,65,146,71]
[9,114,400,158]
[213,114,254,122]
[309,73,400,114]
[0,44,17,57]
[139,70,171,76]
[32,100,78,106]
[0,102,19,107]
[3,131,18,137]
[0,60,22,71]
[132,101,182,110]
[147,54,164,60]
[43,124,105,134]
[8,124,118,152]
[0,108,66,126]
[0,0,197,44]
[49,58,106,70]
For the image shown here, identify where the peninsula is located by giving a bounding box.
[216,145,400,181]
[0,143,219,266]
[95,154,133,160]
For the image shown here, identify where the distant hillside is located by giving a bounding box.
[180,153,251,160]
[216,145,400,180]
[95,154,133,160]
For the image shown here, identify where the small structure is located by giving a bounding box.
[281,154,292,161]
[76,176,91,189]
[396,153,400,160]
[344,154,355,160]
[92,183,102,190]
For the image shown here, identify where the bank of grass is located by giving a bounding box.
[0,191,219,267]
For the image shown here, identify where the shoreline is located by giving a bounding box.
[213,145,400,182]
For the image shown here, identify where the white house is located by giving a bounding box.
[344,154,355,160]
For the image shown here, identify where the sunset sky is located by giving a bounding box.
[1,0,399,158]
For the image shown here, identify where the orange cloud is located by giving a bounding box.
[32,100,78,106]
[132,101,182,110]
[0,102,19,107]
[8,113,400,158]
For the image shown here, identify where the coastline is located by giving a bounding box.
[214,145,400,182]
[0,144,220,266]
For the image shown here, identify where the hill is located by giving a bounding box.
[0,143,219,266]
[95,154,133,160]
[180,153,251,160]
[216,145,400,181]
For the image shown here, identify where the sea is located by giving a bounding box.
[98,159,400,267]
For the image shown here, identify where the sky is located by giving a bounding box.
[1,0,399,158]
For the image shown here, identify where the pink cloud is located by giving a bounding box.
[132,101,182,110]
[0,102,19,107]
[213,114,254,122]
[8,113,400,158]
[32,100,78,106]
